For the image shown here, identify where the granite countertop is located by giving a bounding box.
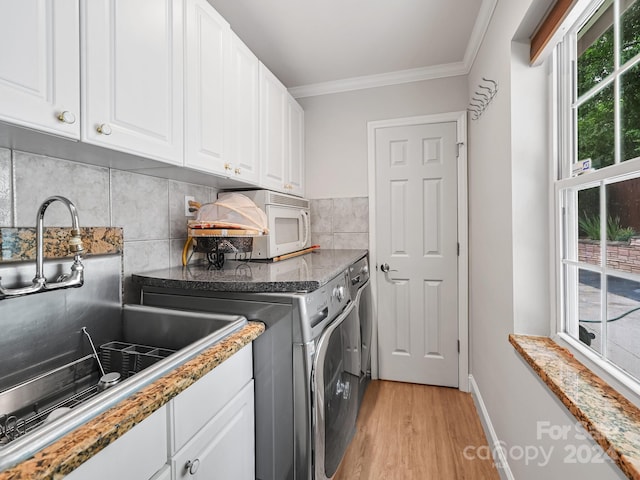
[510,334,640,480]
[0,322,265,480]
[133,248,368,293]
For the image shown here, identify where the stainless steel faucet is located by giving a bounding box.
[0,196,85,298]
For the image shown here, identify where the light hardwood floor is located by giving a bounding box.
[334,380,500,480]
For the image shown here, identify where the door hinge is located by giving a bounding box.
[457,243,460,256]
[456,142,464,158]
[457,340,460,353]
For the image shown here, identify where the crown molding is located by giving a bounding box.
[463,0,498,69]
[288,62,468,98]
[288,0,498,99]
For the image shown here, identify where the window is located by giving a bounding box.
[557,0,640,382]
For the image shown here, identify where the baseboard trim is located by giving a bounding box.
[469,374,514,480]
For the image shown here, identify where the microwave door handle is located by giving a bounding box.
[301,210,310,246]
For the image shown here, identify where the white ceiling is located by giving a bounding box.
[208,0,496,97]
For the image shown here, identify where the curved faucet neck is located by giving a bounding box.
[35,196,83,282]
[0,196,85,299]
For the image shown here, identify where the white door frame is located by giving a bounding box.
[367,111,469,392]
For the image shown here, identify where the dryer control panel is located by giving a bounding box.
[298,270,350,342]
[348,255,369,298]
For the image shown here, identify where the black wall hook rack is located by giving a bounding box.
[468,77,498,120]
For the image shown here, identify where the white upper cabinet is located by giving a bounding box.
[259,64,305,196]
[0,0,80,139]
[259,63,288,193]
[287,94,304,196]
[81,0,184,165]
[228,33,260,184]
[0,0,303,191]
[184,0,230,175]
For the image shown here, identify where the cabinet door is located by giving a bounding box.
[0,0,80,138]
[184,0,229,174]
[229,33,260,184]
[82,0,184,165]
[259,63,288,192]
[171,344,252,453]
[150,465,171,480]
[287,95,305,196]
[172,381,255,480]
[64,405,168,480]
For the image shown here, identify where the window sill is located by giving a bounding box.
[509,334,640,480]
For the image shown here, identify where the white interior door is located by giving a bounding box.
[375,121,459,387]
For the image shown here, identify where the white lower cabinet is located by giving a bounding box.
[170,344,253,452]
[64,344,254,480]
[169,344,254,479]
[64,405,168,480]
[151,465,172,480]
[171,381,254,479]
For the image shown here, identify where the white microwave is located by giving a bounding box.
[218,189,311,259]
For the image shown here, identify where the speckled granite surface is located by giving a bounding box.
[0,227,123,262]
[0,322,264,480]
[133,248,367,293]
[510,334,640,480]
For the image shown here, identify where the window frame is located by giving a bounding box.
[553,0,640,397]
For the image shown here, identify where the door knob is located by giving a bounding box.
[380,263,397,273]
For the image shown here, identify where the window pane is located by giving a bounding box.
[577,1,614,97]
[606,274,640,379]
[621,0,640,65]
[606,178,640,271]
[621,62,640,162]
[561,0,640,384]
[577,83,615,169]
[578,186,602,264]
[578,269,602,353]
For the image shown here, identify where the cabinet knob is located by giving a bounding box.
[224,163,232,171]
[234,168,241,175]
[96,123,112,136]
[185,459,200,475]
[57,111,76,124]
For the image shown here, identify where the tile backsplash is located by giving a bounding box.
[0,148,217,302]
[311,197,369,250]
[0,149,12,227]
[0,147,371,302]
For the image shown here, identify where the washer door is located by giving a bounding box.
[313,301,359,479]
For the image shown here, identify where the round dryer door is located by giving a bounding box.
[313,301,359,479]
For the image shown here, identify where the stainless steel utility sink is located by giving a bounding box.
[0,304,247,471]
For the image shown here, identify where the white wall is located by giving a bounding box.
[469,0,625,478]
[511,39,552,336]
[298,77,468,199]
